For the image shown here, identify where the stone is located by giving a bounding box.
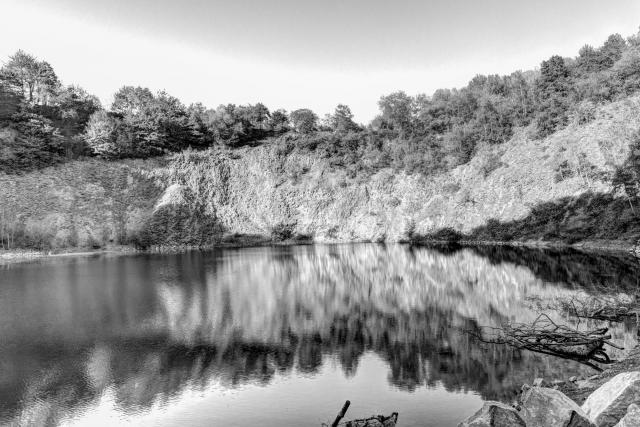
[589,375,600,381]
[614,403,640,427]
[533,378,544,387]
[519,386,595,427]
[570,376,578,382]
[582,371,640,427]
[457,401,526,427]
[577,380,596,389]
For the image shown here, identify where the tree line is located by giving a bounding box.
[2,29,640,174]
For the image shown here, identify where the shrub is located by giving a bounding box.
[270,222,296,241]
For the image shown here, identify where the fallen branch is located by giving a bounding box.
[332,400,351,427]
[469,314,621,368]
[323,402,398,427]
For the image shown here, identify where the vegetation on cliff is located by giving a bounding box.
[2,29,640,250]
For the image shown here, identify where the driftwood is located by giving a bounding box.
[323,401,398,427]
[343,413,398,427]
[473,314,622,370]
[331,401,351,427]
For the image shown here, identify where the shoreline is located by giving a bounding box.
[413,238,640,257]
[1,237,638,265]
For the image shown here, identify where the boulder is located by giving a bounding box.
[519,386,594,426]
[457,401,526,427]
[582,371,640,427]
[614,403,640,427]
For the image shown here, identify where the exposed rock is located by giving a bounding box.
[457,401,525,427]
[570,376,578,382]
[2,95,640,250]
[519,386,594,426]
[614,403,640,427]
[582,371,640,427]
[534,378,544,387]
[577,380,596,389]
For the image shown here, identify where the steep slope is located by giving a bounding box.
[1,96,639,250]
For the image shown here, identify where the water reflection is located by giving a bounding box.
[0,244,638,426]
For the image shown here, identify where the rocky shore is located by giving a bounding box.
[459,346,640,426]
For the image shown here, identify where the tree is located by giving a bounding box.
[111,86,154,116]
[290,108,317,134]
[506,71,535,126]
[575,45,601,75]
[84,110,121,157]
[0,84,21,120]
[599,33,627,69]
[329,104,358,133]
[187,103,215,147]
[474,99,511,144]
[1,50,60,104]
[1,112,65,171]
[54,85,101,133]
[613,47,640,95]
[269,109,290,134]
[204,103,275,147]
[378,91,414,135]
[534,55,574,137]
[108,86,194,155]
[47,85,101,158]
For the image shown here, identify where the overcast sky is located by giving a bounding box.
[2,0,639,122]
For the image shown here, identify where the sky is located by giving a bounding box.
[1,0,640,123]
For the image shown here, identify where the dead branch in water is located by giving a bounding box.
[323,401,398,427]
[331,401,351,427]
[469,314,622,370]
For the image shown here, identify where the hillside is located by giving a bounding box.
[1,94,639,252]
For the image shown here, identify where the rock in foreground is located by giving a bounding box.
[457,401,526,427]
[519,386,594,427]
[614,403,640,427]
[582,371,640,427]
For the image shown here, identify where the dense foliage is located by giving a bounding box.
[4,29,640,174]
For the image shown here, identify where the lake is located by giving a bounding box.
[1,244,639,426]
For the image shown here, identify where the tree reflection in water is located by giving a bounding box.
[0,244,638,425]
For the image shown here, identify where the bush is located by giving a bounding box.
[270,222,296,241]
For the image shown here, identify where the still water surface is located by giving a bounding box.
[1,244,639,426]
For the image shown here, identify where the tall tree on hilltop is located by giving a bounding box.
[290,108,317,134]
[1,50,60,105]
[599,33,627,69]
[269,109,290,134]
[378,91,414,136]
[575,45,601,75]
[329,104,358,133]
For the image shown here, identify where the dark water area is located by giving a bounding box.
[1,244,639,426]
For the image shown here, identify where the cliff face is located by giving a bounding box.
[1,96,640,249]
[0,159,163,249]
